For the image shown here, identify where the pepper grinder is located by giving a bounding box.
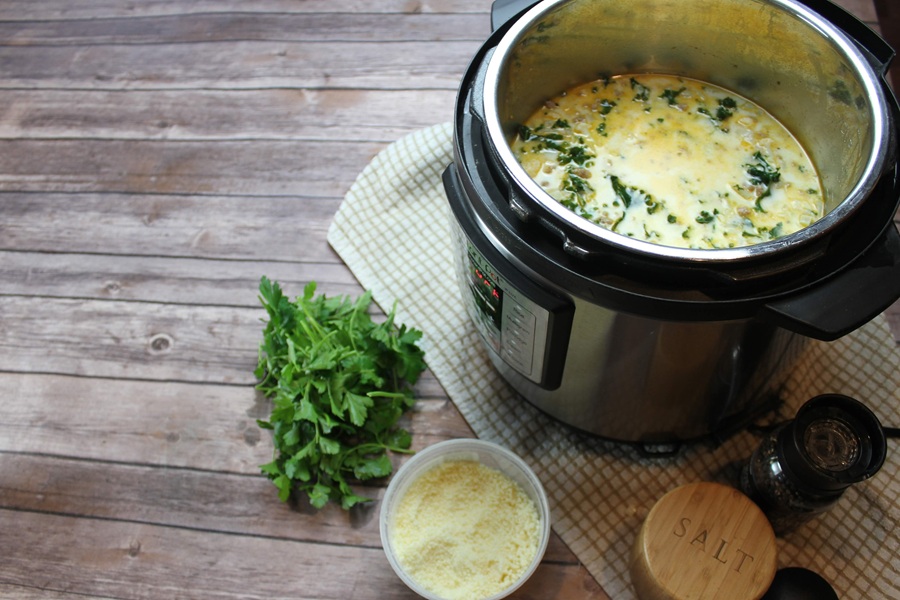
[740,394,887,535]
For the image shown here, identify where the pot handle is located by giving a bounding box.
[794,0,895,72]
[762,224,900,341]
[490,0,540,31]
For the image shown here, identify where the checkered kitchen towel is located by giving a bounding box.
[328,123,900,599]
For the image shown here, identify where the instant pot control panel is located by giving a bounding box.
[466,244,546,380]
[452,209,574,390]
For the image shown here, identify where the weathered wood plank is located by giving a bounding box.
[0,370,591,582]
[0,252,361,304]
[0,89,455,142]
[0,585,109,600]
[0,13,491,45]
[0,374,460,472]
[0,510,608,600]
[0,41,480,90]
[0,295,457,386]
[0,452,582,565]
[0,0,493,20]
[885,300,900,344]
[0,193,344,261]
[0,0,874,24]
[0,139,383,197]
[0,508,416,600]
[0,296,259,383]
[0,252,436,335]
[9,306,408,392]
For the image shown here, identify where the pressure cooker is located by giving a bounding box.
[442,0,900,445]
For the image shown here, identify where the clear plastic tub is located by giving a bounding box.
[379,438,551,600]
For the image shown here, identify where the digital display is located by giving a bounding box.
[468,258,503,331]
[461,241,573,389]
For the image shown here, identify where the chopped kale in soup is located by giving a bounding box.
[511,74,824,249]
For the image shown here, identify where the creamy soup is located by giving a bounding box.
[511,74,824,249]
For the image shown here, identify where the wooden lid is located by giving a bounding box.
[631,482,777,600]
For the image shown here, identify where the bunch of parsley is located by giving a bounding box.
[254,277,426,509]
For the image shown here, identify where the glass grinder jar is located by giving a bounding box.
[740,394,887,535]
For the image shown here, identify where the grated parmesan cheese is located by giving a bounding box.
[390,460,541,600]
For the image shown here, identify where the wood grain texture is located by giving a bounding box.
[0,1,894,599]
[0,42,481,90]
[632,483,777,600]
[0,89,456,141]
[0,0,493,19]
[0,509,601,599]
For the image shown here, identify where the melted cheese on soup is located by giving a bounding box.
[511,74,823,249]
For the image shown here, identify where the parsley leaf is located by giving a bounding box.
[255,277,426,509]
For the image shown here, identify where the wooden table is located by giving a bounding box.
[1,2,896,598]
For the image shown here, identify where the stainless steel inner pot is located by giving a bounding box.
[483,0,894,263]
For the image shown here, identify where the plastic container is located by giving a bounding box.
[380,438,551,600]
